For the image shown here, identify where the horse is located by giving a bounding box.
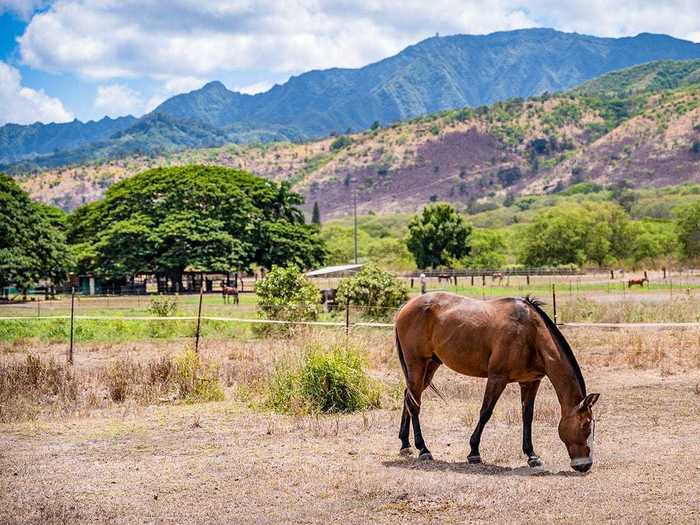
[395,292,600,472]
[491,272,504,284]
[221,285,239,304]
[320,288,337,312]
[437,273,452,285]
[628,277,648,288]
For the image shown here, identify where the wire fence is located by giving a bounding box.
[1,274,699,365]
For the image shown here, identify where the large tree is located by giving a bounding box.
[68,166,325,284]
[519,201,634,267]
[675,201,700,258]
[0,173,71,292]
[406,203,472,269]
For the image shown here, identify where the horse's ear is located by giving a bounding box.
[577,393,600,412]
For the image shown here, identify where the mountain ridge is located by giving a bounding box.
[4,28,700,168]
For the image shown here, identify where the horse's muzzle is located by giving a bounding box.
[570,457,592,472]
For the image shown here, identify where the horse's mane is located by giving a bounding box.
[522,295,587,396]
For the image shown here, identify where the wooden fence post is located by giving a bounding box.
[551,283,558,325]
[68,287,75,364]
[345,299,350,336]
[194,286,204,353]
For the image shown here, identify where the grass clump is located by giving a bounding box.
[266,343,381,414]
[174,349,225,403]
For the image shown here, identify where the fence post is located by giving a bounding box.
[551,283,558,325]
[194,286,204,353]
[37,298,40,318]
[68,287,75,364]
[345,299,350,336]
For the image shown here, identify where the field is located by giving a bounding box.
[1,279,700,524]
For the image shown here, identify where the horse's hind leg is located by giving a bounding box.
[520,380,543,467]
[468,376,507,464]
[400,358,440,458]
[399,391,412,454]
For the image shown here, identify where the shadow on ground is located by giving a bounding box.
[382,457,583,477]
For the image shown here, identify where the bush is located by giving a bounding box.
[266,344,381,414]
[148,295,177,317]
[174,349,225,403]
[336,264,408,320]
[255,266,321,334]
[330,135,353,151]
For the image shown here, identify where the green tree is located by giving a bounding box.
[519,202,633,267]
[311,201,321,226]
[463,229,506,268]
[0,174,71,292]
[336,264,408,320]
[68,166,325,285]
[406,203,472,269]
[675,201,700,258]
[256,265,321,323]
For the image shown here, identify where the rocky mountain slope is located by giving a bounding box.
[15,60,700,216]
[4,29,700,168]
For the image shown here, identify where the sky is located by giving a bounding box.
[1,0,699,126]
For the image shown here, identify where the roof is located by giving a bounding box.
[306,264,364,277]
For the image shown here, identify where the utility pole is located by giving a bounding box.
[353,191,358,264]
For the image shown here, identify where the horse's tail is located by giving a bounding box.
[395,321,445,406]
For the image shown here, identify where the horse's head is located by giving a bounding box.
[558,393,600,472]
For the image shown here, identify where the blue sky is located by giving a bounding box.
[1,0,699,125]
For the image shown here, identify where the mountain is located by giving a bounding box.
[151,29,700,137]
[18,59,700,214]
[4,28,700,168]
[0,115,136,165]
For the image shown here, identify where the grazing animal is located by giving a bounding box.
[395,292,600,471]
[491,272,504,284]
[320,288,337,312]
[628,277,648,288]
[437,273,452,285]
[222,285,239,304]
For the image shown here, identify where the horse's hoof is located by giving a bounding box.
[467,455,481,464]
[527,456,543,468]
[399,447,413,457]
[418,451,433,461]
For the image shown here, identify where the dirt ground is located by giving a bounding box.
[1,329,700,524]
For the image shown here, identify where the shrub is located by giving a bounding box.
[148,295,177,317]
[255,266,321,334]
[266,344,381,414]
[174,349,225,403]
[104,358,141,402]
[330,135,353,151]
[335,264,408,320]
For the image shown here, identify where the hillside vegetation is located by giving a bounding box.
[16,59,700,218]
[3,28,700,167]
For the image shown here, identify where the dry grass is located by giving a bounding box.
[1,327,699,523]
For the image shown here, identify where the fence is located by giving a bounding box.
[1,276,699,365]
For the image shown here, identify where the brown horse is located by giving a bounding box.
[222,285,239,304]
[395,292,600,472]
[628,277,648,288]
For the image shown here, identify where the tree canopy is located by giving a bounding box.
[406,203,472,269]
[675,201,700,258]
[68,166,325,282]
[0,173,71,291]
[519,202,634,267]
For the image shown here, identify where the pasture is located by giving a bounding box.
[1,276,699,524]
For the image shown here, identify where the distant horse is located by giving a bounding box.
[222,285,239,304]
[395,292,600,472]
[491,272,504,284]
[628,277,648,288]
[320,288,337,312]
[437,273,452,285]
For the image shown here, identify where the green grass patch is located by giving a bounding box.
[266,343,381,414]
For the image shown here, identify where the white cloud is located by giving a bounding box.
[0,0,47,20]
[17,1,700,88]
[0,61,73,125]
[235,81,273,95]
[94,84,144,118]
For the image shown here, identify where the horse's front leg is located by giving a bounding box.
[468,376,507,463]
[520,380,543,467]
